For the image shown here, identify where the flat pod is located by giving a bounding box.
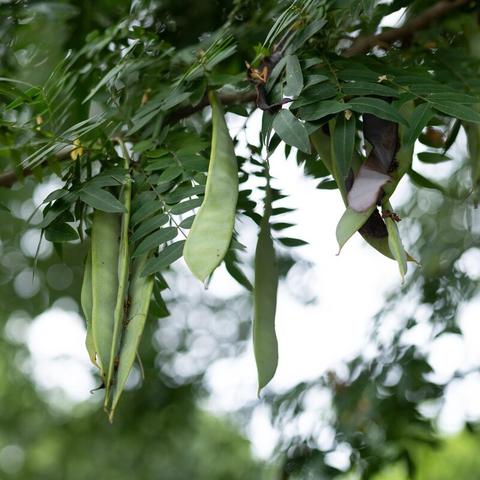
[91,210,120,377]
[109,254,154,420]
[183,90,239,282]
[253,188,278,393]
[105,166,132,404]
[80,248,96,365]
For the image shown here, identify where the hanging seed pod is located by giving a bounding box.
[109,253,154,420]
[183,90,239,282]
[253,185,278,394]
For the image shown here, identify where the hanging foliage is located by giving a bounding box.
[1,0,479,419]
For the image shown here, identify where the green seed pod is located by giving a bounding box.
[91,210,120,380]
[80,248,96,366]
[105,166,132,405]
[253,186,278,394]
[109,253,154,420]
[183,90,238,282]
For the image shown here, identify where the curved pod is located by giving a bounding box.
[183,90,238,282]
[109,254,154,420]
[253,188,278,393]
[91,210,120,378]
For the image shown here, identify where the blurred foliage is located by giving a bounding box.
[374,431,480,480]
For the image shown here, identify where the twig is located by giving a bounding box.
[343,0,470,57]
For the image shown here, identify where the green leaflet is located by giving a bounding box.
[253,186,279,394]
[109,253,154,421]
[336,206,375,253]
[432,101,480,124]
[183,90,238,282]
[417,152,451,164]
[284,55,303,98]
[332,112,356,184]
[80,185,127,213]
[91,210,120,378]
[299,99,351,122]
[403,103,433,146]
[80,248,96,366]
[273,109,311,154]
[385,216,408,280]
[348,97,408,126]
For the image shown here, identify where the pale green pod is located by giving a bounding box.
[253,187,278,394]
[336,206,375,254]
[109,254,154,420]
[105,168,131,405]
[183,90,238,282]
[80,248,96,366]
[91,210,120,378]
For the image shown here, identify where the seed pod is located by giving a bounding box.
[105,167,132,405]
[91,210,120,380]
[183,90,238,282]
[80,248,96,365]
[109,253,154,420]
[253,186,278,394]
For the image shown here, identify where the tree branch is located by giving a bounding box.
[0,89,257,188]
[166,89,256,123]
[0,170,23,188]
[343,0,470,57]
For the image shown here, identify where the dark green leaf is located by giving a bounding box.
[131,200,163,226]
[132,227,178,257]
[443,119,462,153]
[271,222,294,231]
[44,223,78,242]
[225,251,252,291]
[142,240,185,276]
[177,155,209,172]
[42,189,70,203]
[157,165,183,184]
[417,152,451,164]
[332,112,356,181]
[349,97,407,125]
[290,83,337,108]
[166,185,205,204]
[273,109,311,153]
[169,197,203,215]
[131,213,169,242]
[278,237,308,247]
[145,157,175,171]
[342,81,399,97]
[37,200,71,228]
[299,100,351,121]
[179,215,195,229]
[408,168,445,192]
[432,101,480,123]
[284,55,303,98]
[317,178,337,189]
[80,186,126,213]
[427,92,478,104]
[404,103,433,145]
